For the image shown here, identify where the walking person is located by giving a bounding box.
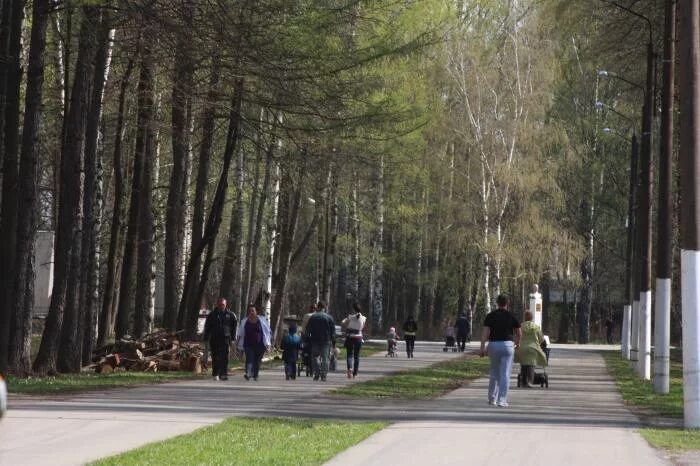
[402,315,418,358]
[342,303,367,379]
[306,301,336,381]
[203,298,238,381]
[517,310,547,388]
[281,323,302,380]
[236,305,272,381]
[455,311,470,352]
[605,318,614,344]
[480,294,522,407]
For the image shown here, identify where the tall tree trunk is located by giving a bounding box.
[245,139,274,313]
[322,169,338,306]
[176,56,220,330]
[35,6,98,374]
[79,14,112,365]
[371,155,385,331]
[263,160,281,317]
[0,0,22,373]
[133,32,157,338]
[98,54,135,346]
[164,0,195,330]
[179,79,244,338]
[272,162,305,340]
[6,0,50,375]
[219,141,245,307]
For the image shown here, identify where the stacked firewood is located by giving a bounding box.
[89,330,206,374]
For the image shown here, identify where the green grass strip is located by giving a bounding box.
[639,428,700,452]
[92,417,386,466]
[601,350,683,417]
[7,371,199,395]
[333,355,490,399]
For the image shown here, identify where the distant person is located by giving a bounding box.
[455,311,470,351]
[306,301,336,381]
[402,315,418,358]
[605,318,614,344]
[202,298,238,381]
[281,323,302,380]
[517,310,547,388]
[236,305,272,381]
[480,295,521,407]
[386,326,400,356]
[342,303,367,378]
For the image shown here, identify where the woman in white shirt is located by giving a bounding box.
[341,303,367,379]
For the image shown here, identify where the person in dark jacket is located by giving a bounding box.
[203,298,238,381]
[281,323,302,380]
[402,315,418,358]
[306,301,336,381]
[455,312,471,352]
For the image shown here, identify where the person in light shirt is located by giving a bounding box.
[342,303,367,379]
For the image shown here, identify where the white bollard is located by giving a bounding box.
[621,304,631,360]
[654,278,671,393]
[638,290,652,380]
[682,250,700,428]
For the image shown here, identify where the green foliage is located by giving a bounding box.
[640,429,700,452]
[6,372,198,395]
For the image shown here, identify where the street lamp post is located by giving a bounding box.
[599,0,655,382]
[678,0,700,429]
[599,104,639,362]
[654,0,676,395]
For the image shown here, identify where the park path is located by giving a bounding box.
[0,341,455,466]
[0,342,673,466]
[326,343,671,466]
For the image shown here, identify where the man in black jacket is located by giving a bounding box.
[455,311,471,352]
[203,298,238,381]
[305,301,336,381]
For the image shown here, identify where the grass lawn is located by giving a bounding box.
[602,349,700,451]
[7,371,200,395]
[92,417,386,466]
[601,349,683,417]
[640,429,700,452]
[333,355,490,399]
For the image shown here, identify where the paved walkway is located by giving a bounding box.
[0,342,676,465]
[327,343,670,466]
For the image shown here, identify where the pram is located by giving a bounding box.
[443,335,458,352]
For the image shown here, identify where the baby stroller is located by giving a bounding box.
[443,335,458,352]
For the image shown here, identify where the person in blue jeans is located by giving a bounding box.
[480,294,522,407]
[236,305,272,381]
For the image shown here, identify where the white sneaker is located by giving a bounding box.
[497,401,509,407]
[213,376,220,381]
[488,400,496,406]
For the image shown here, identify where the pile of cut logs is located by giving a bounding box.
[89,330,206,374]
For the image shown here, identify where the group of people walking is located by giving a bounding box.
[203,298,376,382]
[204,292,544,410]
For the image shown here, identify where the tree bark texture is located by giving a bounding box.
[164,1,195,331]
[133,32,157,338]
[98,54,135,346]
[6,0,50,375]
[35,6,98,374]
